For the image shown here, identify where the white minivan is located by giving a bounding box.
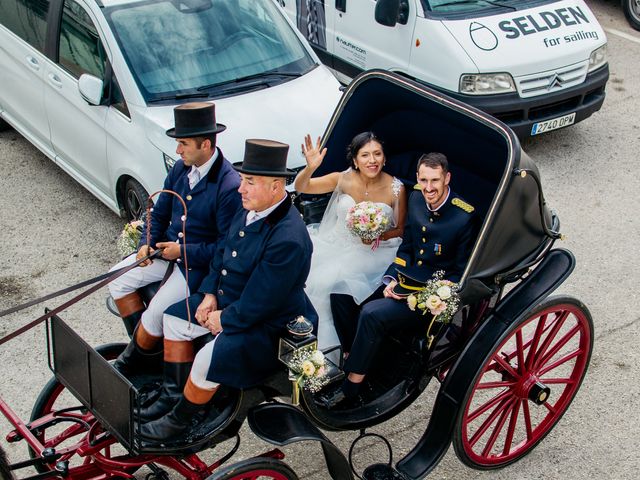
[0,0,341,219]
[279,0,609,138]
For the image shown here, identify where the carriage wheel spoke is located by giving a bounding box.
[482,398,516,457]
[532,310,570,369]
[476,380,517,389]
[541,377,576,385]
[525,313,548,369]
[535,324,581,371]
[493,353,520,380]
[468,389,512,423]
[543,401,558,415]
[522,400,533,441]
[538,348,583,376]
[469,395,512,448]
[515,330,526,375]
[502,400,522,456]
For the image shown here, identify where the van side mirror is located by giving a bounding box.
[78,74,104,106]
[375,0,400,26]
[375,0,409,26]
[398,0,409,25]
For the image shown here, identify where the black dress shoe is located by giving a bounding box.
[314,387,361,410]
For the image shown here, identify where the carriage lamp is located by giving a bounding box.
[278,316,317,405]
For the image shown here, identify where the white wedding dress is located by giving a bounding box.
[306,172,403,348]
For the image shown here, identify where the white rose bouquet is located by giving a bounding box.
[345,201,390,245]
[286,347,329,393]
[116,220,143,257]
[406,271,460,347]
[406,270,460,323]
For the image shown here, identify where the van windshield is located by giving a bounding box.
[104,0,316,102]
[424,0,527,15]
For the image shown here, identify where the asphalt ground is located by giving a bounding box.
[0,1,638,478]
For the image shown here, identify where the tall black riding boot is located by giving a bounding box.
[137,340,194,421]
[114,292,145,338]
[112,325,162,378]
[140,378,216,442]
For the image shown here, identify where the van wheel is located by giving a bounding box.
[0,117,11,131]
[124,178,149,220]
[623,0,640,30]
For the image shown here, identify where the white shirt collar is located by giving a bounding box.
[427,187,450,213]
[246,193,288,226]
[189,149,219,183]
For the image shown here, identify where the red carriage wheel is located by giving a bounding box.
[206,457,299,480]
[28,343,126,473]
[453,296,593,469]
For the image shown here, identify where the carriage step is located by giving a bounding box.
[362,463,407,479]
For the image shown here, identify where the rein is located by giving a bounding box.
[0,188,192,345]
[0,250,160,346]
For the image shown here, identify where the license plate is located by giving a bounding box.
[531,113,576,135]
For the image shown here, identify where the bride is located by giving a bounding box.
[295,132,406,349]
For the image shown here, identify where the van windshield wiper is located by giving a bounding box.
[147,91,210,103]
[196,71,302,92]
[434,0,516,10]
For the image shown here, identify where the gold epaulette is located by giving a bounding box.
[413,184,421,190]
[452,197,474,213]
[394,257,407,267]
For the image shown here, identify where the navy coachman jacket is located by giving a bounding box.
[197,195,317,389]
[386,189,476,284]
[138,149,241,291]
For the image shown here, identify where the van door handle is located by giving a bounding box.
[48,73,63,89]
[26,55,40,71]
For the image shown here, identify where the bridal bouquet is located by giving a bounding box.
[116,220,143,257]
[345,201,389,243]
[406,270,460,325]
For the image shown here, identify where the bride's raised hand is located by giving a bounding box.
[301,134,327,171]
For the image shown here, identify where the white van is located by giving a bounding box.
[278,0,609,138]
[0,0,341,219]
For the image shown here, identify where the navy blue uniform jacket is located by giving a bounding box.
[139,150,241,291]
[386,189,476,283]
[169,196,317,389]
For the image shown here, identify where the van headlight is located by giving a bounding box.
[588,44,607,72]
[459,73,516,95]
[163,153,176,172]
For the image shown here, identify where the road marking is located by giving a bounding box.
[605,28,640,45]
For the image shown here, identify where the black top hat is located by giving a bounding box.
[233,139,295,177]
[392,270,428,297]
[166,102,226,138]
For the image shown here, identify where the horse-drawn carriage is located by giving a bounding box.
[1,71,593,480]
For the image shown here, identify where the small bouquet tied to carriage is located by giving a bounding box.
[406,270,461,347]
[345,200,389,248]
[287,347,330,393]
[116,220,144,257]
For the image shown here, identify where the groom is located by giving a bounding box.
[325,152,476,408]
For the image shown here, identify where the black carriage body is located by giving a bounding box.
[310,70,555,297]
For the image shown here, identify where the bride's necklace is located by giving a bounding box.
[361,175,381,197]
